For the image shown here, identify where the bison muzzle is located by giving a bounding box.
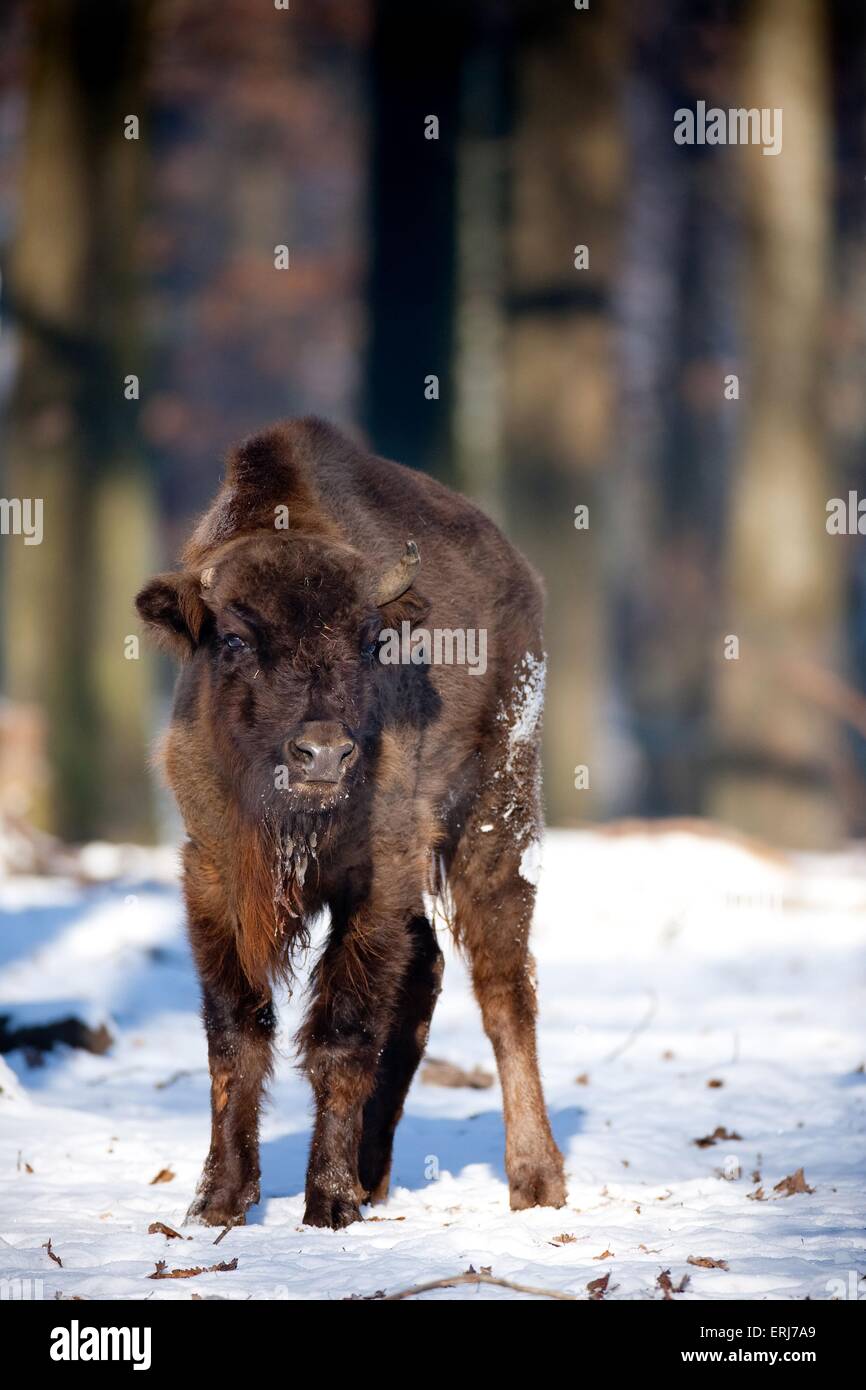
[136,417,566,1230]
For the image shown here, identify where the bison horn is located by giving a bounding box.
[375,539,420,605]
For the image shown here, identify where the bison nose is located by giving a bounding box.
[286,721,356,784]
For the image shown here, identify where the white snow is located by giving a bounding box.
[518,838,543,886]
[499,652,546,768]
[0,825,864,1301]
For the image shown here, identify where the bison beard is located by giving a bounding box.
[136,417,566,1229]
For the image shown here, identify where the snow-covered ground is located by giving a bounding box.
[0,826,863,1301]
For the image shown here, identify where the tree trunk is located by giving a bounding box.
[505,1,625,825]
[364,0,465,482]
[709,0,842,847]
[2,0,156,841]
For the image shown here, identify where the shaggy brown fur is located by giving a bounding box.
[136,417,565,1229]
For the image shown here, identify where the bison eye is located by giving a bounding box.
[360,638,379,660]
[222,633,248,652]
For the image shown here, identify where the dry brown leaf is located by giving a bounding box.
[43,1238,62,1268]
[586,1272,610,1300]
[747,1185,766,1201]
[706,1078,724,1088]
[773,1167,814,1197]
[694,1126,743,1148]
[148,1257,238,1280]
[551,1233,578,1245]
[657,1269,690,1299]
[575,1073,590,1086]
[420,1057,493,1089]
[593,1249,614,1260]
[149,1168,175,1185]
[147,1221,190,1240]
[687,1255,729,1270]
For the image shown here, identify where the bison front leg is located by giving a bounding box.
[186,983,275,1228]
[182,843,277,1228]
[297,909,414,1229]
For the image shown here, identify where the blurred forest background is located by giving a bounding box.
[1,0,866,851]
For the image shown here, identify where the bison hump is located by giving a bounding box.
[183,418,348,565]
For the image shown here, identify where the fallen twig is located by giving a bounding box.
[155,1068,206,1091]
[43,1238,62,1268]
[599,991,658,1066]
[350,1266,580,1301]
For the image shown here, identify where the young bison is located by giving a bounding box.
[136,418,566,1229]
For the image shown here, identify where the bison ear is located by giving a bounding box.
[378,586,431,630]
[135,571,208,659]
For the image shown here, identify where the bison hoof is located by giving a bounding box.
[185,1189,254,1229]
[303,1192,362,1230]
[508,1150,567,1211]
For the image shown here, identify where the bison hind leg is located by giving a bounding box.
[447,734,566,1212]
[357,914,443,1204]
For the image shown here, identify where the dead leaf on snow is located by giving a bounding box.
[420,1057,493,1090]
[657,1269,690,1299]
[687,1255,729,1270]
[587,1273,610,1300]
[773,1168,814,1197]
[148,1257,238,1280]
[694,1126,742,1148]
[149,1167,175,1185]
[593,1249,614,1260]
[148,1222,190,1240]
[575,1073,590,1086]
[43,1238,62,1268]
[706,1078,724,1088]
[747,1185,766,1201]
[551,1233,578,1245]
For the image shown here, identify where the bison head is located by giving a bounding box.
[135,532,427,825]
